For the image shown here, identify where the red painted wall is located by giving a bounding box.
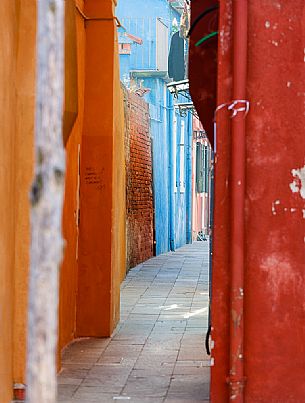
[124,89,154,270]
[190,1,305,401]
[241,2,305,400]
[189,0,218,148]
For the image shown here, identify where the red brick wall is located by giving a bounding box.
[123,87,154,270]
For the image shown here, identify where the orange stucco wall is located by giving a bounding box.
[13,0,36,385]
[76,0,126,337]
[60,0,125,345]
[0,2,36,399]
[0,3,17,400]
[112,35,126,322]
[0,0,125,397]
[58,0,86,354]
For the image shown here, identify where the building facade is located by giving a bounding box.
[0,0,125,400]
[189,1,305,402]
[123,87,154,270]
[117,0,193,256]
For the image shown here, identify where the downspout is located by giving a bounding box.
[168,90,175,251]
[186,113,193,244]
[229,1,248,401]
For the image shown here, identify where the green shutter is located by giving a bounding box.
[203,145,209,193]
[196,142,204,193]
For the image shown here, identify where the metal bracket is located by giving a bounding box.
[76,4,122,27]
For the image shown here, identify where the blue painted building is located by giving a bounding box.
[117,0,193,255]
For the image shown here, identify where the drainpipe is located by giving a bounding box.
[229,1,248,401]
[167,90,175,251]
[186,113,193,244]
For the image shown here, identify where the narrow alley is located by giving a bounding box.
[57,242,210,402]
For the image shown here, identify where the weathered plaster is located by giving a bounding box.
[290,165,305,199]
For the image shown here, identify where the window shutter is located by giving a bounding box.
[196,142,204,193]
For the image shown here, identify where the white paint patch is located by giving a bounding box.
[303,209,305,219]
[287,81,292,88]
[261,253,302,304]
[265,21,271,29]
[290,165,305,199]
[220,11,232,56]
[290,181,299,193]
[272,40,279,47]
[272,200,281,215]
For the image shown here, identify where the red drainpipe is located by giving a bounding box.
[229,1,248,401]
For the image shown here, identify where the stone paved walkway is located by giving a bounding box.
[57,242,210,402]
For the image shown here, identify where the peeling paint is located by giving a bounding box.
[290,165,305,199]
[272,203,276,215]
[261,253,302,305]
[271,200,304,216]
[220,2,232,56]
[272,200,280,215]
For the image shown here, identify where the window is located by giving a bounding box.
[196,142,204,194]
[180,121,185,193]
[196,142,209,194]
[156,18,169,72]
[203,145,209,193]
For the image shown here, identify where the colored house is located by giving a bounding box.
[192,121,213,242]
[189,1,305,402]
[0,0,125,400]
[117,0,193,256]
